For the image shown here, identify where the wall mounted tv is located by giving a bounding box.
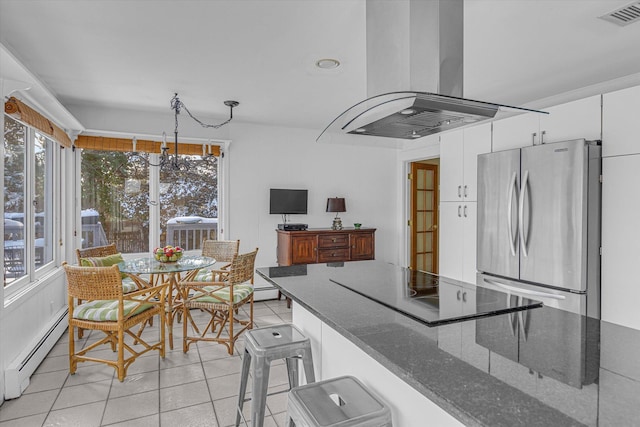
[269,189,308,214]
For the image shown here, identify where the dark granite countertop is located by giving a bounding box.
[257,260,640,427]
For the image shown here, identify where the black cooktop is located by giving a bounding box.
[324,262,543,327]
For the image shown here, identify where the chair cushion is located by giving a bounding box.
[121,276,139,293]
[80,253,127,279]
[193,269,214,281]
[194,284,254,305]
[192,269,228,282]
[73,299,153,321]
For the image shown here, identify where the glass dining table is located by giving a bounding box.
[118,255,216,349]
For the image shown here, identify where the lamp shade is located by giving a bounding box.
[326,198,346,213]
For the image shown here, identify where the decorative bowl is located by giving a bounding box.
[153,245,183,263]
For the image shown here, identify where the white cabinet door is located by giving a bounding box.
[439,202,476,284]
[602,85,640,157]
[601,155,640,330]
[441,126,490,203]
[539,95,601,144]
[492,112,540,152]
[439,202,464,280]
[461,202,477,284]
[440,130,464,202]
[462,123,492,202]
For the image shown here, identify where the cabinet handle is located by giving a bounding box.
[463,205,468,217]
[464,185,468,198]
[532,132,537,145]
[458,185,462,198]
[458,205,462,217]
[457,290,461,301]
[541,130,546,144]
[462,292,467,303]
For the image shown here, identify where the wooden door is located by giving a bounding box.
[291,235,317,264]
[410,163,439,273]
[350,232,375,260]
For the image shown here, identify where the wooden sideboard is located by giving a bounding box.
[276,228,376,266]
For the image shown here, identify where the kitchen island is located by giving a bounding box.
[257,260,639,427]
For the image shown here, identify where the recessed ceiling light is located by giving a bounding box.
[354,128,366,133]
[400,109,415,115]
[316,58,340,69]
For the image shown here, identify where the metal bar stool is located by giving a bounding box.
[236,324,316,427]
[286,375,392,427]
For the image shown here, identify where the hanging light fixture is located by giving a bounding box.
[134,93,239,171]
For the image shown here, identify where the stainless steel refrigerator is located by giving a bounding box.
[476,139,601,317]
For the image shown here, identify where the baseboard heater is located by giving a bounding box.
[5,307,68,399]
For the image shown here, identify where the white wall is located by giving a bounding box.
[226,123,400,270]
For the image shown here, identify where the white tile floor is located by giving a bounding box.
[0,299,293,427]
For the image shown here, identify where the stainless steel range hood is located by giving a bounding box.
[317,0,546,143]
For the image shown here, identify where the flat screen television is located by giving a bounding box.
[269,189,308,214]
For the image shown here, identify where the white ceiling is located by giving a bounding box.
[1,0,640,136]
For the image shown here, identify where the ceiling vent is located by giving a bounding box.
[599,2,640,26]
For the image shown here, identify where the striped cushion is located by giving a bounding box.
[121,277,139,293]
[73,299,153,321]
[80,253,127,279]
[192,269,229,282]
[193,270,214,281]
[194,284,253,304]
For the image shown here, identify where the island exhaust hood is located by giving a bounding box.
[317,0,546,143]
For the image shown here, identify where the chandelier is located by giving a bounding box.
[134,93,239,171]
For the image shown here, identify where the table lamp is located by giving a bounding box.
[326,197,346,230]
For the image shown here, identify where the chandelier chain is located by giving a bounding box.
[171,93,234,130]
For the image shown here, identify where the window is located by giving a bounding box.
[80,151,150,254]
[80,150,219,255]
[161,156,218,250]
[4,115,58,290]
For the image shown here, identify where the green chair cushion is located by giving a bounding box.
[73,299,153,321]
[192,269,229,282]
[80,253,127,280]
[194,284,254,305]
[193,269,214,281]
[121,277,139,293]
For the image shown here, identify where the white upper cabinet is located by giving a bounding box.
[440,130,464,202]
[602,85,640,157]
[492,112,540,152]
[601,155,640,331]
[492,95,601,152]
[440,124,491,202]
[539,95,601,144]
[439,201,477,284]
[462,123,492,201]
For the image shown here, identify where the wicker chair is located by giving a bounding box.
[180,248,258,355]
[75,243,148,338]
[187,239,240,282]
[76,243,118,262]
[62,262,168,381]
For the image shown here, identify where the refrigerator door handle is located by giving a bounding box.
[483,278,566,300]
[507,171,518,257]
[519,170,530,257]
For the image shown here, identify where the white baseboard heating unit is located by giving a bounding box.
[4,307,68,399]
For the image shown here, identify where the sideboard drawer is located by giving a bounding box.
[318,248,350,262]
[318,234,349,248]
